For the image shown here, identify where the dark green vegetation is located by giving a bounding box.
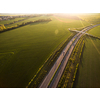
[0,17,25,25]
[57,35,86,88]
[0,18,52,33]
[0,14,90,87]
[0,14,43,28]
[74,37,100,88]
[5,15,44,28]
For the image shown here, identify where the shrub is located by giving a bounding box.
[0,24,6,31]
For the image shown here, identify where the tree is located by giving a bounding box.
[0,24,6,31]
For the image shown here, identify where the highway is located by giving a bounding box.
[48,33,83,88]
[39,24,100,88]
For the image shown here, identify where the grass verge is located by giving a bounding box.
[73,36,100,88]
[57,35,86,88]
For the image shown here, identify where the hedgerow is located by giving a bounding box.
[0,18,52,33]
[57,35,86,88]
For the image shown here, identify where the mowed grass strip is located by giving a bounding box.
[74,37,100,88]
[0,16,90,87]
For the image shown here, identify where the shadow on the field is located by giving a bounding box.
[80,42,86,68]
[73,65,80,88]
[30,21,51,26]
[73,49,85,88]
[73,40,86,88]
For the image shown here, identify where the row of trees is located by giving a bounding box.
[87,34,100,40]
[0,25,6,31]
[0,18,52,33]
[4,18,27,26]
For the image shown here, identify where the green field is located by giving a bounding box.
[74,25,100,88]
[0,15,90,87]
[74,37,100,88]
[88,25,100,37]
[0,17,26,25]
[5,16,45,28]
[78,13,100,24]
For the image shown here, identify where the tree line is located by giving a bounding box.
[0,18,52,33]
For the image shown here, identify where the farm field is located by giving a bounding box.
[0,17,26,25]
[5,16,46,28]
[88,25,100,37]
[78,13,100,24]
[74,37,100,88]
[0,15,90,87]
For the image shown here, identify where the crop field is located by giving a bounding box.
[74,25,100,88]
[5,16,45,28]
[88,25,100,37]
[0,17,26,25]
[53,16,89,28]
[78,13,100,24]
[0,15,90,87]
[74,37,100,88]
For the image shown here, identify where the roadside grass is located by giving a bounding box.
[57,35,86,88]
[74,37,100,88]
[0,16,90,87]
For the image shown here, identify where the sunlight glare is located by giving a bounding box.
[0,0,100,13]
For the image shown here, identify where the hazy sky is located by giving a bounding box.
[1,0,100,13]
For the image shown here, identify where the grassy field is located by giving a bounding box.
[78,13,100,24]
[0,17,26,25]
[74,37,100,88]
[74,25,100,88]
[88,25,100,37]
[0,15,90,87]
[5,16,45,28]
